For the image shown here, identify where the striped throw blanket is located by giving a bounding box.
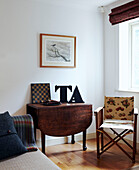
[13,114,37,151]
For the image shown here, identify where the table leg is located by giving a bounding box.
[41,131,45,154]
[83,130,87,151]
[71,135,75,144]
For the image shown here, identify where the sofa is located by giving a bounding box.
[0,113,61,170]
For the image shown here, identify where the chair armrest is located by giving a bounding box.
[94,107,103,114]
[94,107,104,129]
[134,108,138,115]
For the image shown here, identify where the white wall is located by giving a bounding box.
[104,0,139,143]
[0,0,104,141]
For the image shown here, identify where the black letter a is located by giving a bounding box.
[69,86,84,103]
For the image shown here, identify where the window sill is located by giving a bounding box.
[116,89,139,93]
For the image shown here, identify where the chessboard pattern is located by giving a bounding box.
[31,83,51,104]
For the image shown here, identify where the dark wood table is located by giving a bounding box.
[27,103,92,154]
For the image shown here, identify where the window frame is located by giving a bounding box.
[118,18,139,92]
[129,21,139,89]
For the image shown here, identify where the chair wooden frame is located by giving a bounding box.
[94,107,138,163]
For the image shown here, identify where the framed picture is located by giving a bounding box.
[40,34,76,68]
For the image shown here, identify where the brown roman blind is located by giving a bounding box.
[109,0,139,25]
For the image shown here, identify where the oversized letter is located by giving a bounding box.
[55,85,72,103]
[69,86,84,103]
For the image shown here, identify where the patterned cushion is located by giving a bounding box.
[104,96,134,120]
[31,83,51,104]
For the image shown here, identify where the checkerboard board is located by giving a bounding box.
[31,83,51,104]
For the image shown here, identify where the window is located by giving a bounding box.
[119,18,139,91]
[130,22,139,88]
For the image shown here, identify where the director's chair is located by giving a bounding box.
[94,96,138,163]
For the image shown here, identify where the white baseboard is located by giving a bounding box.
[36,132,96,147]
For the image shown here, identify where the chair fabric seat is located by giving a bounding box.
[100,119,134,130]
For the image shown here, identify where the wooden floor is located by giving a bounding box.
[42,138,139,170]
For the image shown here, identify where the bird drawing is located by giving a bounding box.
[50,44,70,62]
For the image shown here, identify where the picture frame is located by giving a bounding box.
[40,34,76,68]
